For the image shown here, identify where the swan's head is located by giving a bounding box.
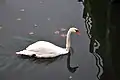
[69,27,80,35]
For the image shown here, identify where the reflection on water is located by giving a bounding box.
[67,49,79,73]
[83,0,120,80]
[17,47,78,73]
[84,12,103,80]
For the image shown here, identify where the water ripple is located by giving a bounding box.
[84,12,103,80]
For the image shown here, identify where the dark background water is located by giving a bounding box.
[83,0,120,80]
[0,0,99,80]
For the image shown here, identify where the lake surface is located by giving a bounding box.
[0,0,103,80]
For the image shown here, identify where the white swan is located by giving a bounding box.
[16,27,80,58]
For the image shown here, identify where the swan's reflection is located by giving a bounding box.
[17,47,78,73]
[67,48,79,73]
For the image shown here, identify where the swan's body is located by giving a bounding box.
[16,41,68,58]
[16,27,80,58]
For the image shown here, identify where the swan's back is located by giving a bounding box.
[16,41,68,58]
[26,41,66,52]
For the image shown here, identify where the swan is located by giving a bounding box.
[16,27,80,58]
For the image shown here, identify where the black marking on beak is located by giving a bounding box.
[75,30,79,32]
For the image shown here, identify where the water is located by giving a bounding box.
[0,0,102,80]
[83,0,120,80]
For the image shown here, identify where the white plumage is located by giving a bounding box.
[16,41,68,58]
[16,27,80,58]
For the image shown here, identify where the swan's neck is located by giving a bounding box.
[66,30,71,52]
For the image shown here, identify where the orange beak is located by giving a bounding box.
[76,30,81,35]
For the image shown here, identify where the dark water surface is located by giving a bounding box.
[83,0,120,80]
[0,0,101,80]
